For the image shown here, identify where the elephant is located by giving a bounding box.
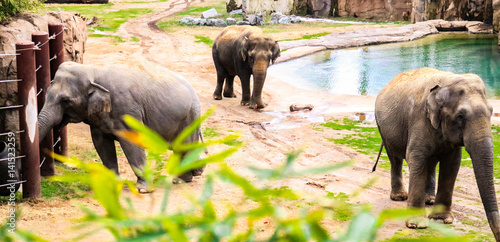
[212,25,280,109]
[38,62,204,192]
[375,67,500,240]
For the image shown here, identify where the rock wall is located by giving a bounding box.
[0,11,87,139]
[337,0,412,21]
[226,0,295,15]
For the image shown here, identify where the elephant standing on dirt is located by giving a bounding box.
[38,62,204,192]
[212,25,280,109]
[375,68,500,240]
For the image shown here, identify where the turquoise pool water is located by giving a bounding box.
[268,33,500,97]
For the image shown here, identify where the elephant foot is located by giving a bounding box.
[223,92,236,98]
[406,216,428,229]
[136,179,153,193]
[241,100,250,106]
[174,171,193,184]
[213,93,223,100]
[192,167,204,176]
[429,210,454,224]
[425,195,435,205]
[249,102,267,110]
[390,190,408,201]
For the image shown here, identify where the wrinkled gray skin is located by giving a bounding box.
[375,68,500,241]
[212,25,280,109]
[38,62,203,192]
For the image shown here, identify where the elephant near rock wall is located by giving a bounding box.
[212,25,280,109]
[38,62,204,192]
[375,68,500,240]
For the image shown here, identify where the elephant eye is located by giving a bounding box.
[60,97,71,107]
[456,113,466,127]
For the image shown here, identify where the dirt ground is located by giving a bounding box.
[4,0,500,240]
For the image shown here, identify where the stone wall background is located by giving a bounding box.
[227,0,499,29]
[0,11,87,140]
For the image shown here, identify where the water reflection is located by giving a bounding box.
[269,33,500,98]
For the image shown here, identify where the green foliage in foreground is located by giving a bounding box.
[0,110,469,241]
[322,118,500,179]
[0,0,43,22]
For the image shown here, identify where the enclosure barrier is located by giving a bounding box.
[0,22,67,198]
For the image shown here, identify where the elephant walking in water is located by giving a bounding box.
[38,62,204,192]
[212,25,280,109]
[375,68,500,240]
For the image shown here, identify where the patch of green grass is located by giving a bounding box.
[41,163,91,199]
[465,230,495,242]
[88,34,126,43]
[44,4,152,33]
[460,217,488,227]
[203,127,220,138]
[322,117,389,169]
[280,32,331,41]
[194,35,214,48]
[326,192,354,222]
[223,138,243,147]
[131,36,140,42]
[157,1,228,32]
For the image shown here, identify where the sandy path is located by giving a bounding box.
[3,0,500,240]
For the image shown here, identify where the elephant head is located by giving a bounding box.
[38,62,111,141]
[239,34,280,109]
[426,75,500,239]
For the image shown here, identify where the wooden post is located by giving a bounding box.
[33,31,55,176]
[16,40,41,198]
[49,23,68,158]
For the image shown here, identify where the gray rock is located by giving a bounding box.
[230,9,242,15]
[248,14,264,26]
[179,17,195,25]
[206,18,218,26]
[279,16,291,24]
[202,8,218,19]
[226,17,236,25]
[291,17,301,23]
[237,21,250,25]
[193,18,207,26]
[269,19,278,25]
[215,19,227,27]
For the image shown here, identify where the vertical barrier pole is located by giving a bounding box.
[16,40,41,198]
[49,23,68,158]
[33,31,55,176]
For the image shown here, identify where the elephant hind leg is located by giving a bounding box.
[213,71,226,100]
[389,153,408,201]
[425,158,438,205]
[223,75,237,98]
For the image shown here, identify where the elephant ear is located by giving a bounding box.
[427,85,450,129]
[270,40,280,64]
[88,82,111,117]
[240,36,249,61]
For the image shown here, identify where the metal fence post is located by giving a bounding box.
[49,23,68,158]
[16,40,41,198]
[33,31,55,177]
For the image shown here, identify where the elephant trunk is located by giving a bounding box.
[464,118,500,240]
[38,105,63,142]
[251,59,268,109]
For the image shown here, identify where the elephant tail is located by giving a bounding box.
[198,127,208,155]
[372,142,384,172]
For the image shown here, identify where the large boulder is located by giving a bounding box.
[0,11,87,140]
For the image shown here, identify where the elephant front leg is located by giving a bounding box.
[223,75,237,98]
[91,129,118,174]
[118,138,150,193]
[406,153,430,229]
[239,74,251,106]
[428,149,462,224]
